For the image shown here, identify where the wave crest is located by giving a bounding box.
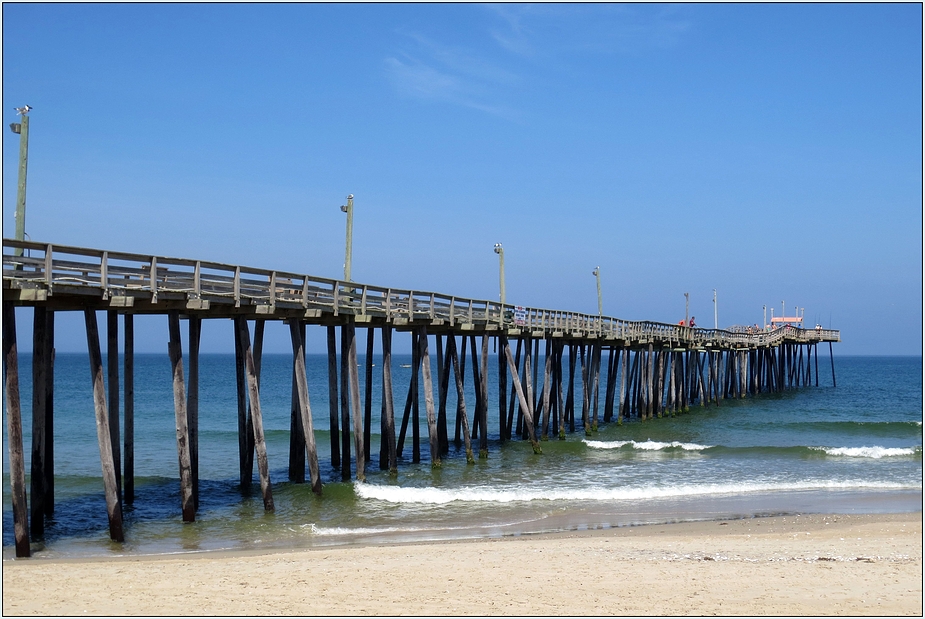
[812,446,920,459]
[584,439,712,451]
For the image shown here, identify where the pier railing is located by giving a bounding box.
[3,238,840,347]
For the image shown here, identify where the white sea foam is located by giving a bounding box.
[353,479,916,505]
[812,446,919,459]
[583,439,712,451]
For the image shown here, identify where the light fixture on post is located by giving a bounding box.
[713,288,717,330]
[592,267,602,316]
[340,194,354,281]
[10,105,32,258]
[493,243,505,307]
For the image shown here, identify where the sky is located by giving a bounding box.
[2,3,922,356]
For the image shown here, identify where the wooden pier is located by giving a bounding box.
[2,238,840,557]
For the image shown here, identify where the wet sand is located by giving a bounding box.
[3,512,921,616]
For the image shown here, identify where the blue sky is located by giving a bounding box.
[3,3,922,355]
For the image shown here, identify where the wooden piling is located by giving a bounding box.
[235,317,274,511]
[107,311,122,501]
[454,333,467,446]
[364,327,374,462]
[556,340,566,439]
[469,336,483,442]
[498,336,508,441]
[122,313,132,504]
[437,335,451,455]
[235,318,252,487]
[84,309,124,542]
[540,337,552,440]
[340,323,352,480]
[531,337,540,414]
[288,322,306,482]
[4,302,31,556]
[289,321,322,494]
[590,342,601,431]
[380,326,398,474]
[501,335,541,453]
[565,343,576,429]
[418,328,441,467]
[346,321,365,481]
[167,311,195,522]
[646,344,655,419]
[617,346,627,423]
[603,347,617,422]
[814,343,819,387]
[326,326,340,469]
[479,335,489,457]
[397,331,422,458]
[518,337,533,438]
[505,338,522,440]
[30,306,48,538]
[655,349,666,416]
[44,309,56,516]
[187,316,201,510]
[412,331,421,463]
[289,323,306,483]
[580,344,591,433]
[448,335,474,463]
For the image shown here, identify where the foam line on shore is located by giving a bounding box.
[354,480,917,505]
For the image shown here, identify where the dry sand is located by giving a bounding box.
[3,512,922,616]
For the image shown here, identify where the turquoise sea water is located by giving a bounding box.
[3,352,922,559]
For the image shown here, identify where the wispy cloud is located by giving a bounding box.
[383,6,693,117]
[384,55,515,117]
[485,4,692,57]
[383,30,521,118]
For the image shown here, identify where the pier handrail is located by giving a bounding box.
[2,238,840,347]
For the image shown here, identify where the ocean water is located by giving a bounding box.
[3,351,922,559]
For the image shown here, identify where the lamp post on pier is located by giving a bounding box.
[493,243,505,307]
[713,288,717,330]
[763,305,767,330]
[592,266,602,316]
[9,105,32,258]
[684,292,689,325]
[340,194,354,281]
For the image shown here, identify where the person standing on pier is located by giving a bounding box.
[689,316,696,328]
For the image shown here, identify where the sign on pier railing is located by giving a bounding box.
[2,238,840,347]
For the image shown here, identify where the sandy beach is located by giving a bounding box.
[2,512,921,616]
